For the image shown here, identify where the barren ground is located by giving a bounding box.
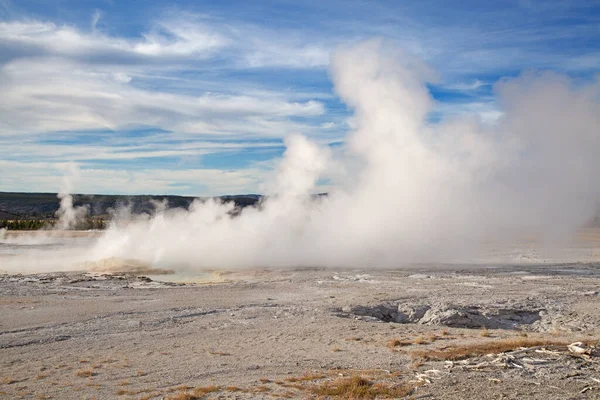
[2,263,600,399]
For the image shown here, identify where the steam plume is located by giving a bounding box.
[86,40,600,270]
[55,163,88,230]
[4,39,600,274]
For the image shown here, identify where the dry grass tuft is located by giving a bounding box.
[412,338,569,361]
[208,350,231,356]
[480,327,490,337]
[139,394,160,400]
[75,368,95,378]
[224,386,242,392]
[309,375,414,399]
[118,379,129,386]
[165,385,221,400]
[332,347,342,352]
[387,338,412,348]
[413,336,428,345]
[116,388,155,396]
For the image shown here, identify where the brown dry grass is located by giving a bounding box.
[139,395,160,400]
[309,375,415,399]
[116,388,155,396]
[413,336,428,345]
[165,385,220,400]
[412,338,569,361]
[74,368,95,378]
[480,327,490,337]
[388,338,412,348]
[207,350,230,356]
[1,377,16,385]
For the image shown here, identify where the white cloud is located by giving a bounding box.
[0,16,331,68]
[0,57,324,137]
[0,137,284,163]
[0,160,267,195]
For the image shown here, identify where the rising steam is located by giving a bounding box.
[55,163,88,230]
[4,40,600,273]
[86,40,600,270]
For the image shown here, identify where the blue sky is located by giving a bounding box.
[0,0,598,195]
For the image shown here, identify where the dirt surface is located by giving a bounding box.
[2,264,600,399]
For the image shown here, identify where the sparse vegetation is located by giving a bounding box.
[285,373,326,382]
[207,350,230,356]
[387,338,412,348]
[75,368,95,378]
[413,336,428,345]
[1,377,16,385]
[411,338,570,361]
[309,375,415,399]
[165,385,220,400]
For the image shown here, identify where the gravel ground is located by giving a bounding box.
[1,264,600,399]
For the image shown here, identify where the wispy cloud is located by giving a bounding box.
[0,159,267,195]
[0,57,324,136]
[1,0,598,195]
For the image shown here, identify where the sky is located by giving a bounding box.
[0,0,599,196]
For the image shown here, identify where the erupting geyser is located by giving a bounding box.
[5,40,600,272]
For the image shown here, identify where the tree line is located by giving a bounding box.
[0,219,108,230]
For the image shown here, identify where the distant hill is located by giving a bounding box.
[0,192,262,219]
[0,209,21,219]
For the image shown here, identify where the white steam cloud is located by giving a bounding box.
[86,40,600,270]
[55,163,88,230]
[3,40,600,273]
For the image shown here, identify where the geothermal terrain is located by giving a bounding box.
[2,232,600,399]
